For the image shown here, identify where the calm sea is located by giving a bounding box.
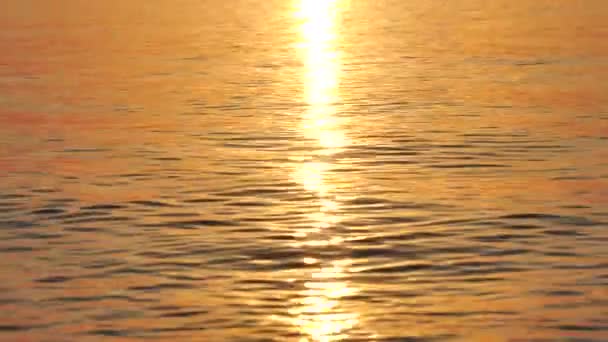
[1,1,607,341]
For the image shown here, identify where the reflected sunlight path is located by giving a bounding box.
[286,1,361,341]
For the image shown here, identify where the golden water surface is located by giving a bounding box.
[0,1,607,341]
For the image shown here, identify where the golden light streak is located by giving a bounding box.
[285,1,359,341]
[296,0,346,155]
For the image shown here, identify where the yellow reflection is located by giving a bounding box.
[288,261,359,342]
[295,161,330,195]
[286,0,359,341]
[296,0,346,155]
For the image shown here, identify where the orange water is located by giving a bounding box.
[1,1,607,341]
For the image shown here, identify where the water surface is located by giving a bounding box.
[1,0,608,341]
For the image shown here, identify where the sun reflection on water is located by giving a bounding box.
[297,0,347,156]
[288,260,359,342]
[286,0,359,341]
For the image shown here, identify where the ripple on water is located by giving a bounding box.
[0,1,607,341]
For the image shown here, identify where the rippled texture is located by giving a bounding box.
[1,0,608,341]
